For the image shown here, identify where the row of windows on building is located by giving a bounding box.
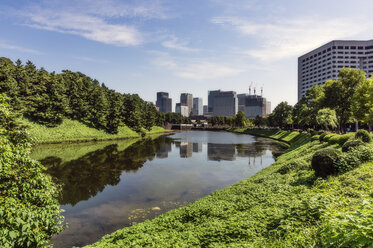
[301,45,373,63]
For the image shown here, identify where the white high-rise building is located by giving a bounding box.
[192,97,203,116]
[298,40,373,100]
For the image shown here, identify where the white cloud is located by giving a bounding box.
[0,41,41,54]
[23,10,142,46]
[17,0,171,47]
[211,16,373,61]
[161,36,199,52]
[152,54,244,80]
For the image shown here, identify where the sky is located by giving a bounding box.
[1,0,373,111]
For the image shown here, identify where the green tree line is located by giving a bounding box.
[256,68,373,133]
[0,57,189,134]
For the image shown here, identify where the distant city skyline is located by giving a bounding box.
[1,1,373,109]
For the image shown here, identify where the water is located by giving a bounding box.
[30,131,286,248]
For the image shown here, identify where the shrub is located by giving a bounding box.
[334,152,361,174]
[311,148,341,178]
[311,135,320,142]
[277,159,309,174]
[355,129,372,143]
[342,139,365,152]
[0,95,64,247]
[357,145,373,162]
[323,134,336,142]
[328,133,354,146]
[319,132,328,142]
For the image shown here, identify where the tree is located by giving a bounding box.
[323,68,366,133]
[316,108,338,131]
[293,85,324,129]
[353,77,373,131]
[235,111,246,127]
[271,101,293,128]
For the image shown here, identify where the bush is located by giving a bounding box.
[319,132,328,142]
[334,152,362,174]
[357,145,373,162]
[328,133,354,146]
[311,135,320,142]
[311,148,341,178]
[323,133,336,142]
[342,139,365,152]
[355,129,372,143]
[277,159,309,174]
[0,95,64,247]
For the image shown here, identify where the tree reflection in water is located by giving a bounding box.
[41,137,173,206]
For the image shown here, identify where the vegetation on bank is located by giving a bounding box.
[86,129,373,247]
[0,57,189,138]
[0,94,63,247]
[21,118,164,144]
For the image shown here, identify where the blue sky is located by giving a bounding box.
[1,0,373,110]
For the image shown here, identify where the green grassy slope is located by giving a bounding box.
[85,131,373,247]
[21,118,164,143]
[230,128,311,151]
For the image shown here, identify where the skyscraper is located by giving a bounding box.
[156,92,172,113]
[208,90,221,113]
[212,91,238,117]
[192,97,203,116]
[180,93,193,116]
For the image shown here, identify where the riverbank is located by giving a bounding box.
[85,129,373,247]
[229,128,311,151]
[21,118,166,144]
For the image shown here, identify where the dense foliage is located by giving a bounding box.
[208,111,253,128]
[0,94,63,247]
[86,129,373,247]
[265,68,373,133]
[0,57,185,134]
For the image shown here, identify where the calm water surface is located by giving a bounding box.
[31,131,286,248]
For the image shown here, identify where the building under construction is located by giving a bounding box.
[237,86,271,118]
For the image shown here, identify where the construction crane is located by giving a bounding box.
[261,84,264,96]
[249,82,253,95]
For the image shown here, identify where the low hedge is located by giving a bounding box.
[311,135,320,142]
[319,132,328,142]
[355,129,372,143]
[323,134,337,142]
[328,133,354,146]
[342,139,365,152]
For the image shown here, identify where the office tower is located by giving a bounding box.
[156,92,172,113]
[212,91,238,117]
[208,90,221,113]
[192,97,203,116]
[180,93,193,116]
[175,103,189,117]
[298,40,373,100]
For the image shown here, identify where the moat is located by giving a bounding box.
[31,131,286,247]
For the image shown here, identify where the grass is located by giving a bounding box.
[85,129,373,247]
[20,118,165,144]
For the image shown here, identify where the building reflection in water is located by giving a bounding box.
[207,143,236,161]
[156,143,172,158]
[193,143,202,153]
[180,142,193,158]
